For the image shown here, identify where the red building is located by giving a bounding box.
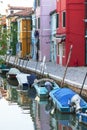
[56,0,86,66]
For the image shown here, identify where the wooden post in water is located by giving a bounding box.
[80,72,87,96]
[61,45,73,87]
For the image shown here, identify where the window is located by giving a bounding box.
[35,18,40,29]
[62,12,66,27]
[38,0,40,6]
[10,10,14,14]
[36,0,40,7]
[35,19,37,29]
[38,17,40,29]
[56,13,59,28]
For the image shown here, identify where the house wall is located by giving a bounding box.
[40,0,56,61]
[56,0,85,66]
[57,0,66,34]
[35,0,56,61]
[50,11,57,62]
[66,0,85,66]
[56,0,66,65]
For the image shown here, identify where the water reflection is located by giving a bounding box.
[50,108,87,130]
[0,98,34,130]
[0,78,87,130]
[6,84,18,102]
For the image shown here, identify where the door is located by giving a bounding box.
[59,44,63,65]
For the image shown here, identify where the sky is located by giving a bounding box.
[0,0,34,15]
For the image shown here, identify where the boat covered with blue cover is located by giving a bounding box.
[49,87,87,113]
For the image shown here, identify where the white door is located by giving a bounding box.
[59,44,63,65]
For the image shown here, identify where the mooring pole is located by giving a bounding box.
[80,72,87,96]
[61,45,73,87]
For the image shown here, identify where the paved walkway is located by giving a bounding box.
[5,56,87,89]
[28,60,87,88]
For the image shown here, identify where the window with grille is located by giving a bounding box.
[62,12,66,27]
[56,13,59,28]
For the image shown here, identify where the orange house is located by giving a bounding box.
[20,18,31,58]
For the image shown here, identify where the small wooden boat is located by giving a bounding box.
[6,68,21,79]
[49,87,87,114]
[32,78,60,99]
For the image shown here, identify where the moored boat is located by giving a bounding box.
[16,73,30,92]
[49,87,87,114]
[6,68,21,79]
[32,78,60,99]
[16,73,37,92]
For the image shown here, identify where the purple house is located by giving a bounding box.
[34,0,56,61]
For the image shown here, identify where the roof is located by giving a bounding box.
[6,4,33,18]
[8,4,32,10]
[7,7,33,18]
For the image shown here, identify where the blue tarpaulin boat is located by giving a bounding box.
[49,87,87,113]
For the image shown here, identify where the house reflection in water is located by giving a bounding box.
[33,99,51,130]
[6,85,18,102]
[17,91,30,106]
[32,100,76,130]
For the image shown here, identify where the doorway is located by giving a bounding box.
[59,44,63,65]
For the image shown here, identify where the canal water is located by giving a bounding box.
[0,77,87,130]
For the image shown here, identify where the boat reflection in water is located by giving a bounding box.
[1,79,87,130]
[46,100,87,130]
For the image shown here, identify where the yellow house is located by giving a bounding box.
[19,18,32,58]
